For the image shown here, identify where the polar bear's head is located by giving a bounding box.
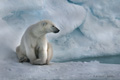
[40,20,60,34]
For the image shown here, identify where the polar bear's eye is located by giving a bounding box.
[42,22,47,26]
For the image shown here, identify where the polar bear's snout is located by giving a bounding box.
[54,29,60,33]
[53,26,60,33]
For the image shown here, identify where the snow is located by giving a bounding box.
[0,0,120,79]
[1,53,120,80]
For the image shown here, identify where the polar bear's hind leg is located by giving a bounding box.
[16,46,29,62]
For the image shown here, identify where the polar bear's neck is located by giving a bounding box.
[30,29,46,38]
[31,30,46,38]
[27,25,46,38]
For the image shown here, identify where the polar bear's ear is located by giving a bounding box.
[42,22,48,26]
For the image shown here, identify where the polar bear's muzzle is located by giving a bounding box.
[53,27,60,33]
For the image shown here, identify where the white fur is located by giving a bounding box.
[16,20,59,65]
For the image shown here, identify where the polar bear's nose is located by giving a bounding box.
[54,29,60,33]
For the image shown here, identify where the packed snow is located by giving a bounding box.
[0,0,120,79]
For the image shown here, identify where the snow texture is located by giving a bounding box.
[0,0,120,79]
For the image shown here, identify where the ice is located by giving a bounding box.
[51,0,120,61]
[1,0,86,61]
[1,0,120,61]
[0,0,120,79]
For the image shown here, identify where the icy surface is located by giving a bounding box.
[1,59,120,80]
[0,0,120,79]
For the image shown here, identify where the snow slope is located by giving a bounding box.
[1,0,120,62]
[0,0,120,79]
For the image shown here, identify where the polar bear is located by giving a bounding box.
[16,20,60,65]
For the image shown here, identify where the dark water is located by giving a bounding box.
[79,55,120,64]
[58,55,120,64]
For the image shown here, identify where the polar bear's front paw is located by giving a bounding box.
[19,57,29,63]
